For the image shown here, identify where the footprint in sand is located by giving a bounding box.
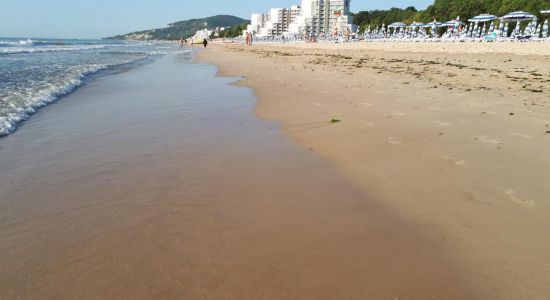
[474,135,502,144]
[440,156,469,166]
[434,121,451,127]
[505,190,536,207]
[359,121,376,127]
[387,137,402,145]
[510,132,533,140]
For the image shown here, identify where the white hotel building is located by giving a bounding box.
[249,0,356,37]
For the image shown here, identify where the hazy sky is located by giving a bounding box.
[0,0,433,39]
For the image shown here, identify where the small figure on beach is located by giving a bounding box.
[203,39,208,48]
[245,32,253,46]
[179,38,184,48]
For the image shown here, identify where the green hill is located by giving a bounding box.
[106,15,248,40]
[354,0,550,32]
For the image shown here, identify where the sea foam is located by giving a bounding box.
[0,38,190,137]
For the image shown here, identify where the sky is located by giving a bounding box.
[0,0,433,39]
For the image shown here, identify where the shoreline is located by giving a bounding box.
[1,52,473,299]
[198,43,550,298]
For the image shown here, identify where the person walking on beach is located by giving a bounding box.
[202,39,208,48]
[245,32,253,46]
[179,38,184,48]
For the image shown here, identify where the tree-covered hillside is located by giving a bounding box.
[216,22,250,38]
[354,0,550,32]
[353,7,419,30]
[106,15,248,40]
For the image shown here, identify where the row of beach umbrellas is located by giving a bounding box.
[366,10,550,40]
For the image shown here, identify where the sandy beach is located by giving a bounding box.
[1,51,478,299]
[199,42,550,299]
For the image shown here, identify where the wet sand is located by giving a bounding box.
[0,53,474,298]
[199,43,550,299]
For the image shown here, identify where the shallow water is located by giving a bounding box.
[0,38,186,136]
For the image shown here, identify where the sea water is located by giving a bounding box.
[0,37,186,136]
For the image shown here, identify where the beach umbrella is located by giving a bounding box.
[425,20,443,27]
[422,27,428,37]
[527,20,535,35]
[388,22,407,28]
[531,19,538,35]
[409,21,425,28]
[443,19,464,27]
[503,22,509,37]
[442,21,455,27]
[501,11,536,22]
[498,20,505,36]
[543,20,549,38]
[471,22,479,37]
[408,22,423,38]
[511,20,520,37]
[442,20,457,35]
[468,14,498,23]
[541,10,550,14]
[424,20,443,37]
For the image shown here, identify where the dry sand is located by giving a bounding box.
[199,42,550,299]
